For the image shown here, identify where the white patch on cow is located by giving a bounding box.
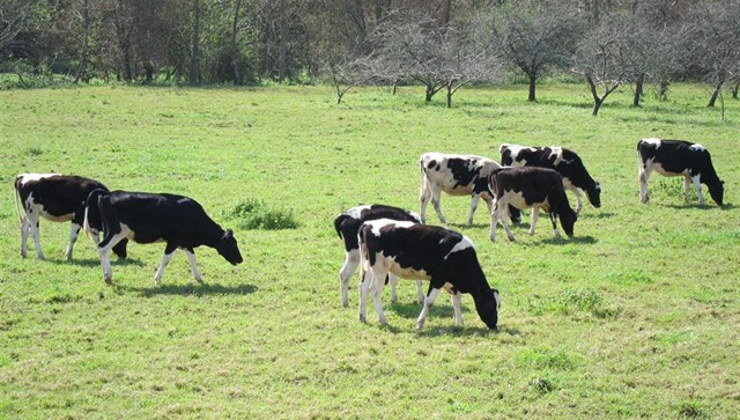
[547,147,572,166]
[640,138,662,148]
[651,162,690,178]
[344,205,372,219]
[407,211,423,223]
[443,235,474,260]
[368,219,415,237]
[25,193,74,222]
[690,143,705,152]
[500,144,536,166]
[387,254,431,281]
[17,173,60,185]
[493,290,501,310]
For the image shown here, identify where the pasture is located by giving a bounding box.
[0,83,738,418]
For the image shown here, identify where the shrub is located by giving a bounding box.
[224,198,299,230]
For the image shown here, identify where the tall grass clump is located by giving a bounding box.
[224,198,299,230]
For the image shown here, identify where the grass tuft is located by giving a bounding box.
[677,402,706,418]
[223,198,299,230]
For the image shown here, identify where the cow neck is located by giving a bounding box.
[199,217,225,247]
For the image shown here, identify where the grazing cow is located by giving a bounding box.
[637,138,724,206]
[13,173,128,260]
[488,167,577,242]
[499,144,601,213]
[419,152,502,226]
[358,219,500,330]
[334,204,424,307]
[84,189,243,285]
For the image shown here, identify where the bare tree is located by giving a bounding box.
[190,0,200,84]
[572,11,633,116]
[486,0,582,101]
[0,0,28,52]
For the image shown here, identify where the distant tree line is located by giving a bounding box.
[1,0,738,114]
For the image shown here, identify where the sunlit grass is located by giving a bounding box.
[0,83,737,417]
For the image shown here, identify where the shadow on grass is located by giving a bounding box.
[578,211,616,219]
[46,257,145,267]
[541,235,597,245]
[448,222,490,229]
[390,301,467,319]
[660,203,732,210]
[417,325,521,337]
[122,282,258,297]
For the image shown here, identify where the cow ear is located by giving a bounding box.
[223,229,234,239]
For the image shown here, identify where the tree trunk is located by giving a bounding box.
[73,0,90,83]
[659,79,669,101]
[708,79,724,107]
[632,75,644,107]
[425,83,434,102]
[446,84,452,108]
[528,75,536,102]
[190,0,201,85]
[592,97,603,116]
[392,79,399,95]
[731,82,738,99]
[231,0,242,84]
[278,0,287,81]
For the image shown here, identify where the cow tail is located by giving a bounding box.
[419,158,428,198]
[333,214,346,239]
[13,180,24,224]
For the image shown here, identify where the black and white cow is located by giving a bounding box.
[419,152,502,226]
[358,219,500,330]
[84,189,243,285]
[334,204,424,307]
[499,144,601,213]
[488,167,577,242]
[637,138,724,206]
[13,173,128,260]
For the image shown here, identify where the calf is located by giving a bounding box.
[637,138,724,206]
[334,204,424,307]
[358,219,500,330]
[499,144,601,213]
[85,189,243,285]
[488,167,577,242]
[13,173,127,260]
[419,152,502,226]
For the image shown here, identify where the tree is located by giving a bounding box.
[486,0,581,101]
[190,0,200,84]
[0,0,28,52]
[572,12,632,116]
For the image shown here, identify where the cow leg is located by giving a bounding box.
[20,217,29,258]
[416,288,442,330]
[529,210,539,236]
[154,243,177,285]
[451,291,463,326]
[358,268,370,323]
[65,223,81,260]
[572,188,583,213]
[419,179,431,223]
[369,268,388,325]
[28,213,45,260]
[184,248,204,284]
[467,194,480,226]
[339,249,359,308]
[415,280,425,305]
[489,201,509,242]
[388,273,398,304]
[683,176,691,203]
[639,166,651,204]
[430,185,446,224]
[692,175,705,206]
[97,232,128,285]
[550,213,561,238]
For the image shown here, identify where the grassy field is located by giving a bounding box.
[0,83,738,418]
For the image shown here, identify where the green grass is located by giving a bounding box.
[0,83,738,418]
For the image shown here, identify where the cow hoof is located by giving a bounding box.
[507,236,516,242]
[359,314,367,323]
[416,321,425,330]
[20,252,27,258]
[341,301,349,309]
[104,277,114,286]
[528,230,535,236]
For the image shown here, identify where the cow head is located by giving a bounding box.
[216,229,243,265]
[708,179,724,206]
[559,208,578,237]
[474,288,500,330]
[587,182,602,208]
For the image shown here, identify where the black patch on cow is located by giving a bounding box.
[446,158,480,189]
[427,159,437,170]
[334,204,419,252]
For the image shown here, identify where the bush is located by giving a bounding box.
[223,198,299,230]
